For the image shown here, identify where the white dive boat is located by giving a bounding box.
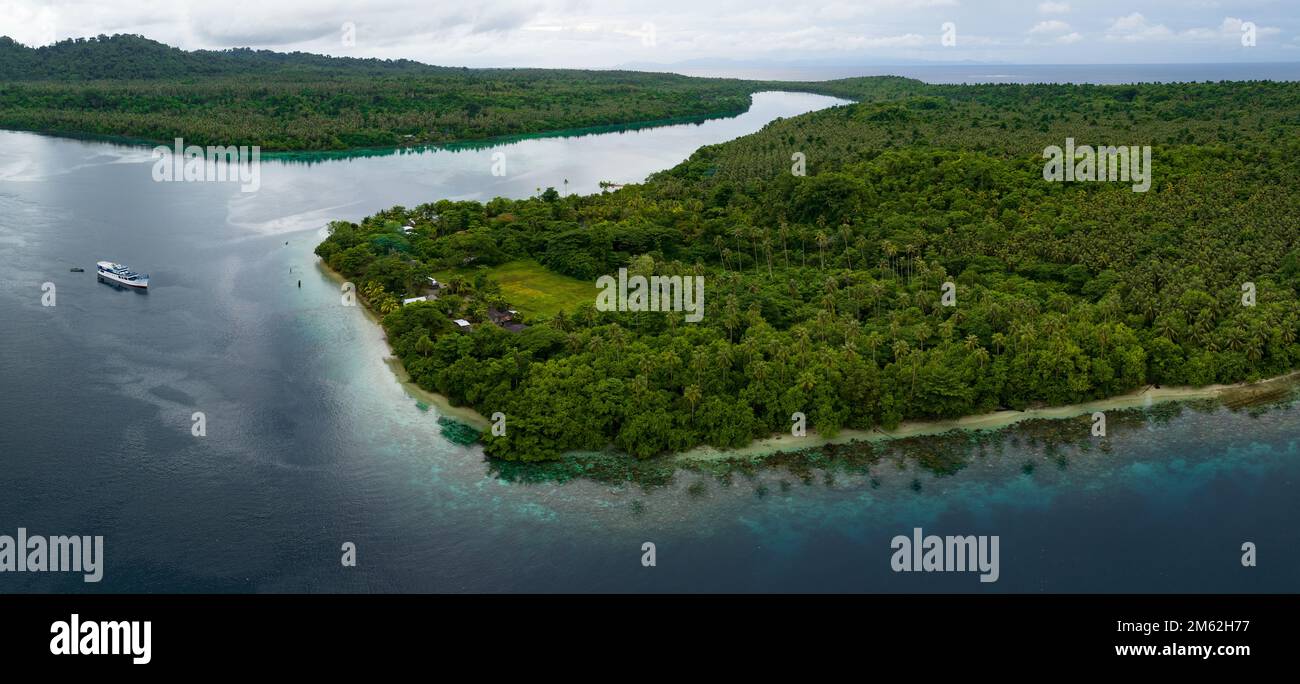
[96,261,149,289]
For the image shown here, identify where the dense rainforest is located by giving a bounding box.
[318,77,1300,462]
[0,34,781,150]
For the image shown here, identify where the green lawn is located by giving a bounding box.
[434,260,594,318]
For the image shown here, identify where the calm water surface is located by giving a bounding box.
[0,91,1296,592]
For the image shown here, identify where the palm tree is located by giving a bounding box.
[446,275,469,296]
[1244,331,1264,361]
[1227,326,1247,351]
[914,323,931,351]
[659,351,683,386]
[735,338,758,366]
[721,299,741,343]
[631,374,649,399]
[778,221,791,268]
[815,309,833,339]
[815,231,828,270]
[1281,319,1297,345]
[870,281,886,319]
[865,332,884,364]
[552,310,571,332]
[762,234,774,277]
[768,343,788,382]
[683,384,702,418]
[715,344,733,371]
[608,324,627,351]
[795,328,812,356]
[824,277,839,316]
[796,371,817,393]
[842,324,861,352]
[415,335,435,357]
[840,222,854,269]
[938,321,955,344]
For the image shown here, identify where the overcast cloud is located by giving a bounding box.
[1,0,1296,68]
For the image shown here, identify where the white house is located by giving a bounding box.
[402,296,428,306]
[453,319,471,329]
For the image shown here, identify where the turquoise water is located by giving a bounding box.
[0,90,1296,592]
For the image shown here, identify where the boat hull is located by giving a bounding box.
[97,271,149,288]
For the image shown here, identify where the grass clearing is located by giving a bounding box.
[433,260,593,318]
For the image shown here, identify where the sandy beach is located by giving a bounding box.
[322,256,1299,462]
[675,371,1300,463]
[316,258,493,430]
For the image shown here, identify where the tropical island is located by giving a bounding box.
[8,37,1295,464]
[0,34,891,151]
[317,77,1300,461]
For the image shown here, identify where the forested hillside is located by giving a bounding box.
[0,34,453,79]
[319,78,1300,461]
[0,35,769,149]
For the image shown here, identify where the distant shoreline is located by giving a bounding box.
[0,90,836,156]
[0,104,751,156]
[662,62,1300,85]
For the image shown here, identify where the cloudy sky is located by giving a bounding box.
[1,0,1296,68]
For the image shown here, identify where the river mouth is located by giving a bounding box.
[3,89,1299,592]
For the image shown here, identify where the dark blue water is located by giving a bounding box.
[1,91,1297,592]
